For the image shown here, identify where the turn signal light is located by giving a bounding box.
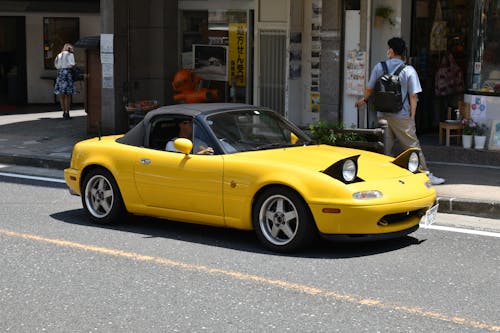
[353,190,382,200]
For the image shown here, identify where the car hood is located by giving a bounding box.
[229,144,414,180]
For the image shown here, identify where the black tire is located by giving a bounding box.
[252,187,316,253]
[81,168,125,224]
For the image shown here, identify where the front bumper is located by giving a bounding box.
[319,224,419,242]
[310,193,435,235]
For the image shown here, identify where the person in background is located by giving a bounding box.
[166,118,214,155]
[54,43,77,119]
[355,37,445,185]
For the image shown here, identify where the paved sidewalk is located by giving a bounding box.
[0,108,499,219]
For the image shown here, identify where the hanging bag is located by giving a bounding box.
[429,1,447,52]
[71,66,84,81]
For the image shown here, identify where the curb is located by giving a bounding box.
[0,153,69,171]
[437,196,500,219]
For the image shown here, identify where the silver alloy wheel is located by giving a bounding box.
[258,194,299,246]
[84,174,115,218]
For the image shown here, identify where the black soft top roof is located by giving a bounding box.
[118,103,261,147]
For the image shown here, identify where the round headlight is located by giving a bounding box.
[408,152,420,173]
[342,159,357,182]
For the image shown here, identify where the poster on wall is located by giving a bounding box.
[229,23,246,87]
[310,0,322,112]
[310,92,320,113]
[470,95,487,121]
[193,44,228,82]
[489,120,500,151]
[345,50,366,95]
[289,32,302,80]
[101,33,114,89]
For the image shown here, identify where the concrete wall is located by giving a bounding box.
[25,13,100,103]
[370,0,402,66]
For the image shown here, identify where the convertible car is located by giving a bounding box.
[64,103,436,252]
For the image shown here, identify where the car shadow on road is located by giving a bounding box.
[50,209,425,259]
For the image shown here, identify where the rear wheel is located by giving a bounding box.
[252,187,316,253]
[81,168,124,224]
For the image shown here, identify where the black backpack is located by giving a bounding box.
[373,61,406,113]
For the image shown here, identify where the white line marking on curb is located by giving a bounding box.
[0,172,66,184]
[422,224,500,238]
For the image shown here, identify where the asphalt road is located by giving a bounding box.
[1,169,499,332]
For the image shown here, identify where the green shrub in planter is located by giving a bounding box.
[308,121,367,145]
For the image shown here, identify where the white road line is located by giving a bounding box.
[422,224,500,238]
[0,172,66,184]
[2,170,499,239]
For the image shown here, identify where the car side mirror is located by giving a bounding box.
[290,132,299,145]
[174,138,193,155]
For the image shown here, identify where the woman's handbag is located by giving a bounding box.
[71,66,84,81]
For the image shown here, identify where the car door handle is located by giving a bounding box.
[140,158,151,165]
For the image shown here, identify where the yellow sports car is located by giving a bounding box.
[65,103,436,252]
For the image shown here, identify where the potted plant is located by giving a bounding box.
[461,118,476,149]
[375,6,395,27]
[474,122,488,150]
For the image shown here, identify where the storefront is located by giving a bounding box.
[0,5,100,106]
[177,0,308,124]
[409,0,499,138]
[464,0,500,149]
[178,2,254,105]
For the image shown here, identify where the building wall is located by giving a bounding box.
[370,0,403,66]
[25,13,100,103]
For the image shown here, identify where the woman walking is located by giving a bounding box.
[54,43,77,119]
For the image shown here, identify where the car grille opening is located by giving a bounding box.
[378,209,427,226]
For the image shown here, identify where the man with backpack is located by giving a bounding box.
[355,37,445,185]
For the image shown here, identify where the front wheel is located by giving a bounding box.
[252,187,316,253]
[81,168,124,224]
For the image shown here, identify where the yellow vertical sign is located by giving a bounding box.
[229,23,247,87]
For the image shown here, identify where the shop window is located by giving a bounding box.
[469,1,500,95]
[43,17,79,69]
[411,0,474,128]
[180,10,250,103]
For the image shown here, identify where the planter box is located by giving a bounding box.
[327,128,384,153]
[336,140,384,153]
[304,126,385,153]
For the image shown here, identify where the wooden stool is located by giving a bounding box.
[439,122,463,146]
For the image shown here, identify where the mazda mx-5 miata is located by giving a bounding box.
[65,103,436,252]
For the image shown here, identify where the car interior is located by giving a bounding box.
[148,117,181,150]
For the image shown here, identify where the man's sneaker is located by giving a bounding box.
[428,173,445,185]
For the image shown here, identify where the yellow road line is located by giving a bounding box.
[1,228,499,332]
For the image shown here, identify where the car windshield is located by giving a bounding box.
[206,109,310,153]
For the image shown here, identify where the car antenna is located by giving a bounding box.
[97,121,102,140]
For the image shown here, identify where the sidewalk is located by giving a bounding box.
[0,107,499,219]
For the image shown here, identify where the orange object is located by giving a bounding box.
[172,69,220,103]
[173,89,221,103]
